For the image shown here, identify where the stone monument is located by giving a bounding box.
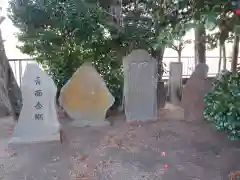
[59,62,115,127]
[168,62,183,105]
[181,63,213,121]
[9,64,60,144]
[123,49,157,122]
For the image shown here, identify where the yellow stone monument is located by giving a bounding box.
[59,62,114,126]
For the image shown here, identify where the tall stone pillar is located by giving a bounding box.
[168,62,183,105]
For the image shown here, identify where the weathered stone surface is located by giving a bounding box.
[0,29,22,119]
[59,62,114,126]
[157,81,166,108]
[9,64,60,144]
[123,49,157,122]
[168,62,183,105]
[194,63,209,78]
[181,63,213,121]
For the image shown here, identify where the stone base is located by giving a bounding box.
[70,120,110,127]
[126,117,158,123]
[9,133,60,145]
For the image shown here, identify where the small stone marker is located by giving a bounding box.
[59,62,114,127]
[181,63,213,121]
[123,49,157,122]
[9,64,60,144]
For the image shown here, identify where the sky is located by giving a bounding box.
[0,0,30,59]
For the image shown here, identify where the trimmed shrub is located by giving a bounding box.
[204,71,240,140]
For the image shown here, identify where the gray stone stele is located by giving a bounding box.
[168,62,183,105]
[123,49,158,122]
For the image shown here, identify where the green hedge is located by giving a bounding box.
[204,71,240,140]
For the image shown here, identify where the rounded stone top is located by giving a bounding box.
[123,49,156,63]
[194,63,209,78]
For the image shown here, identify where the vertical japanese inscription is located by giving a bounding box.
[35,102,43,109]
[34,76,43,120]
[35,76,41,85]
[35,113,43,120]
[35,90,42,96]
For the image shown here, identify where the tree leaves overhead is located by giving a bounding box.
[8,0,174,105]
[9,0,108,53]
[8,0,240,105]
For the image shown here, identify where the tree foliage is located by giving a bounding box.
[8,0,124,104]
[8,0,186,105]
[204,71,240,140]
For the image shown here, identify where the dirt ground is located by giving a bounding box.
[0,104,240,180]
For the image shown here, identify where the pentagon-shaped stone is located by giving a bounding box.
[59,62,115,126]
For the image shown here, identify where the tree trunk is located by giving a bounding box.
[222,43,227,71]
[109,0,122,27]
[0,29,22,120]
[194,23,206,65]
[177,51,181,62]
[152,47,166,108]
[231,35,239,72]
[218,43,222,73]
